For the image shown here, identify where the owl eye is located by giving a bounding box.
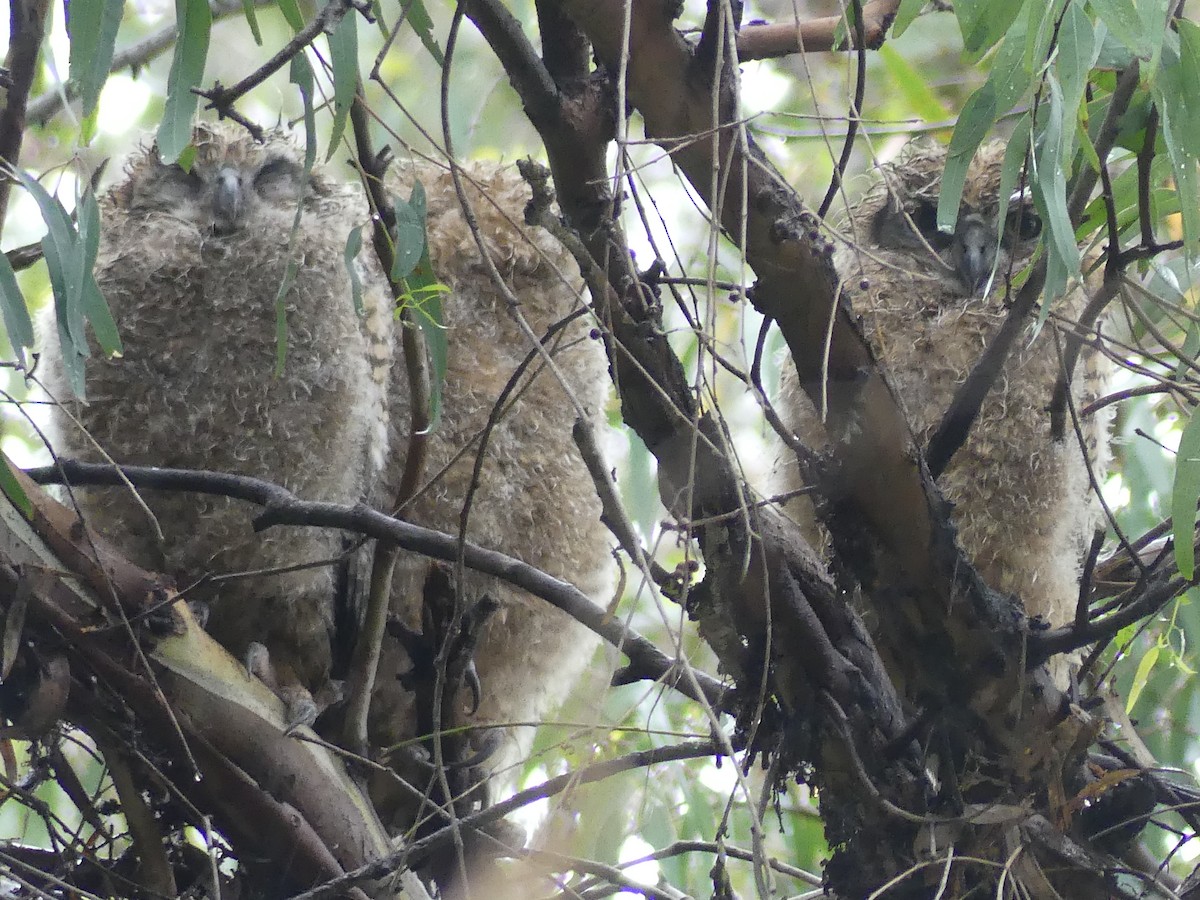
[253,157,304,201]
[1005,206,1042,241]
[130,162,204,210]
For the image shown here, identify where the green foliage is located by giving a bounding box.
[157,0,212,163]
[392,182,449,427]
[67,0,124,119]
[13,171,119,399]
[326,6,360,161]
[0,249,34,368]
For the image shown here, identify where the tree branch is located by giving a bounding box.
[735,0,901,60]
[27,459,727,707]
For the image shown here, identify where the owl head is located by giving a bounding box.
[112,122,337,236]
[857,140,1043,295]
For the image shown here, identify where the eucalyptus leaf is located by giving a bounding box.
[1171,410,1200,581]
[326,2,359,161]
[344,225,364,315]
[158,0,212,163]
[891,0,924,39]
[1088,0,1154,59]
[68,0,124,118]
[391,195,427,282]
[404,0,444,64]
[241,0,263,44]
[0,249,33,366]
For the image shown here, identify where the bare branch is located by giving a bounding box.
[735,0,902,60]
[26,459,727,707]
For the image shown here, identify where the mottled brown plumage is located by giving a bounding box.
[41,122,392,719]
[777,142,1110,677]
[366,160,611,823]
[41,126,613,817]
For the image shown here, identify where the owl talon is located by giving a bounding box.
[244,641,274,686]
[280,691,319,733]
[464,660,481,716]
[244,642,318,731]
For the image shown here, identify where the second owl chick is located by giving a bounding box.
[777,142,1110,672]
[366,159,612,826]
[41,122,392,722]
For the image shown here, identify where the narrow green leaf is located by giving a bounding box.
[407,253,447,428]
[158,0,212,163]
[1093,21,1136,69]
[891,0,923,38]
[878,44,950,124]
[988,118,1033,290]
[12,171,89,351]
[956,0,1027,55]
[326,2,359,161]
[1174,21,1200,156]
[1056,3,1097,143]
[1088,0,1152,58]
[0,455,32,520]
[404,0,444,65]
[940,22,1032,231]
[344,225,364,314]
[76,190,122,355]
[1171,410,1200,581]
[391,198,427,281]
[1155,54,1200,248]
[68,0,124,117]
[241,0,263,44]
[290,53,317,154]
[0,249,34,366]
[276,0,305,32]
[1126,641,1160,713]
[1030,78,1081,297]
[271,55,320,377]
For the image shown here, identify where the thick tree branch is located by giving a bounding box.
[736,0,901,60]
[0,465,405,898]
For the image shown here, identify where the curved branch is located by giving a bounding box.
[26,460,727,708]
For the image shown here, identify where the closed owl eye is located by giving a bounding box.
[253,156,305,201]
[1004,205,1042,242]
[131,162,204,211]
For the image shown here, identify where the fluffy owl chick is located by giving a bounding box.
[41,122,392,721]
[777,141,1110,668]
[366,159,611,823]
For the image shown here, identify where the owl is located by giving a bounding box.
[40,121,393,723]
[365,159,612,828]
[777,141,1110,682]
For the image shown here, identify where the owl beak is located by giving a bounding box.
[956,248,991,294]
[212,167,245,234]
[951,215,998,295]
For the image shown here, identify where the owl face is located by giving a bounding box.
[863,142,1043,296]
[121,123,328,236]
